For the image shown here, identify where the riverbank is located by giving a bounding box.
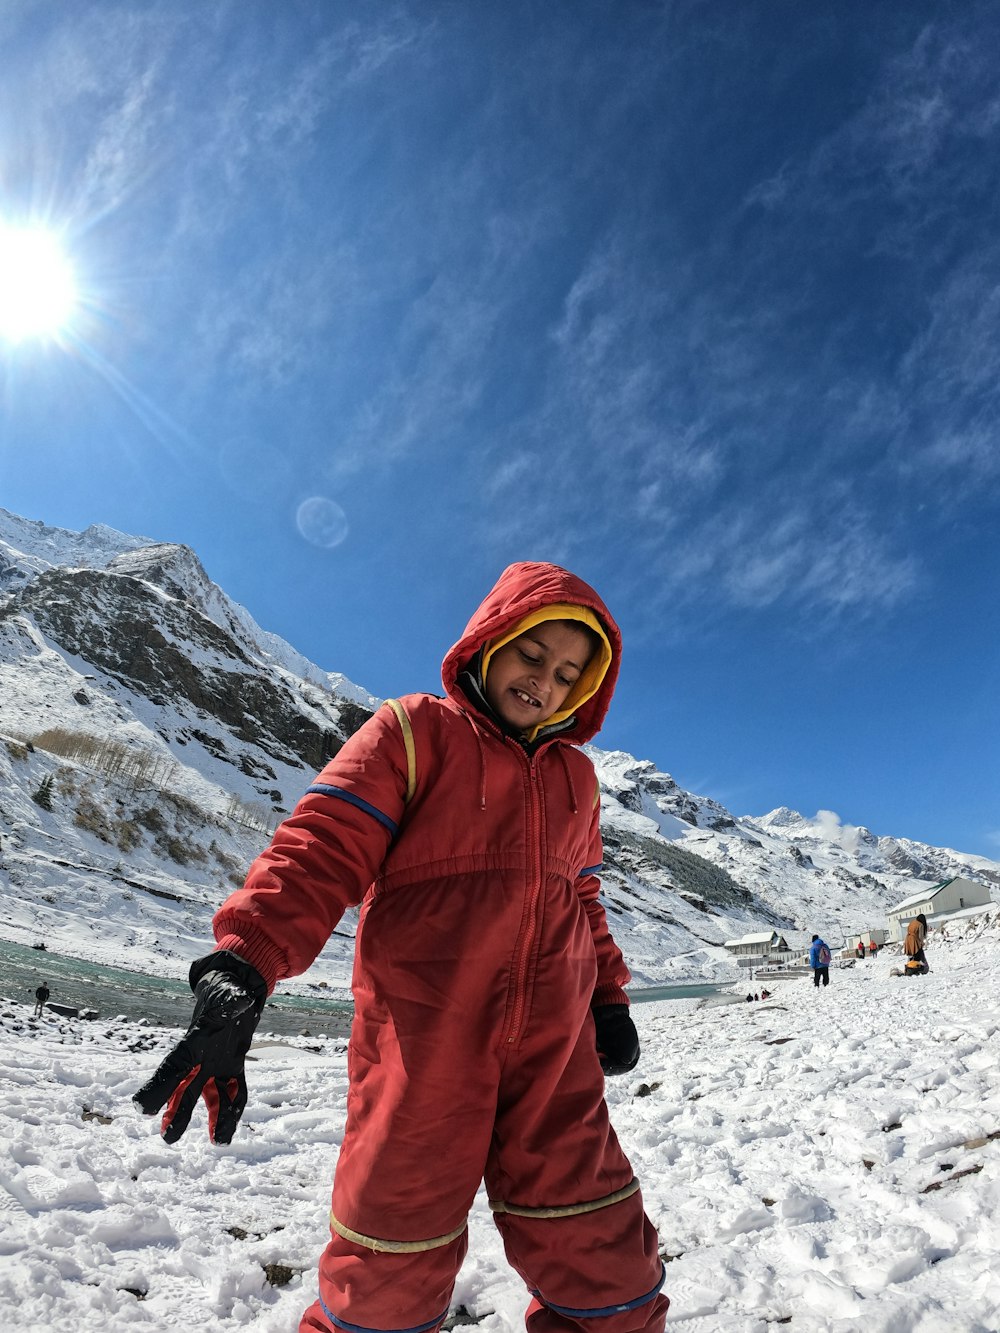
[0,934,731,1037]
[0,935,353,1039]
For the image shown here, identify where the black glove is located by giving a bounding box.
[593,1003,640,1076]
[133,952,267,1144]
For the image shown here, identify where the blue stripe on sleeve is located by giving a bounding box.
[578,863,603,877]
[305,784,398,836]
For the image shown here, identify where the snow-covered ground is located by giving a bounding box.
[1,913,997,1332]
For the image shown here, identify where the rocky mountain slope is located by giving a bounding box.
[587,751,1000,982]
[1,508,996,991]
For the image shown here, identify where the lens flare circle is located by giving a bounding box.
[0,225,78,342]
[296,496,349,549]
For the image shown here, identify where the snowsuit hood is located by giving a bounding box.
[441,562,622,745]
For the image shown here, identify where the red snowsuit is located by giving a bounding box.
[211,562,667,1333]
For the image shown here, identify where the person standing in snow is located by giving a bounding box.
[809,935,831,988]
[904,913,929,974]
[33,983,49,1016]
[134,562,668,1333]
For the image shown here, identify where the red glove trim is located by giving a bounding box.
[161,1064,201,1137]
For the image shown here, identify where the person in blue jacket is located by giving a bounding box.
[808,935,831,988]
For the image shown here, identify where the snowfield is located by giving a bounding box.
[1,914,998,1332]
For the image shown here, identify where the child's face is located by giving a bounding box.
[484,622,595,732]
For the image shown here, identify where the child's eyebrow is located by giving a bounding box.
[523,634,585,672]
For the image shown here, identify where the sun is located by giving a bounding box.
[0,224,79,343]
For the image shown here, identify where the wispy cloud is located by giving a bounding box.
[7,1,996,646]
[5,5,421,390]
[467,8,1000,633]
[734,9,1000,525]
[893,247,1000,494]
[741,16,997,246]
[648,498,919,618]
[469,212,922,630]
[194,244,363,389]
[328,272,501,479]
[811,809,873,852]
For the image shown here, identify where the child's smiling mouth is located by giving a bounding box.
[512,688,542,708]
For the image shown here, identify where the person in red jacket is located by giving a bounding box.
[135,561,668,1333]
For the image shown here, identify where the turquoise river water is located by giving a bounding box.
[0,936,730,1036]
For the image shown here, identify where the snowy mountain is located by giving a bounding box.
[586,752,1000,982]
[0,508,997,991]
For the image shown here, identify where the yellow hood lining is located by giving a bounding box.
[481,603,613,741]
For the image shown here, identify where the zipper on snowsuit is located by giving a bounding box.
[501,742,544,1047]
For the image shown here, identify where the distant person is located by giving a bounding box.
[134,561,668,1333]
[809,935,831,988]
[753,992,759,1001]
[904,913,929,975]
[869,940,878,958]
[856,941,865,959]
[746,993,753,1002]
[760,988,770,1000]
[33,983,49,1016]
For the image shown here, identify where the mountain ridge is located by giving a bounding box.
[1,507,996,990]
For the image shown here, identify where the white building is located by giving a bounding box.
[846,929,888,952]
[723,930,793,962]
[886,877,994,942]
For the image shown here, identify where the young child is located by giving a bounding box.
[135,561,668,1333]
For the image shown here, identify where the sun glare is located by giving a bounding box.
[0,224,79,343]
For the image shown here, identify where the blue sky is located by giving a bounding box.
[1,1,998,858]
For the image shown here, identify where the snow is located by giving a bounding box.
[0,509,152,587]
[1,913,998,1332]
[0,506,378,719]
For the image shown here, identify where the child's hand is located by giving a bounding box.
[133,953,266,1144]
[592,1003,640,1076]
